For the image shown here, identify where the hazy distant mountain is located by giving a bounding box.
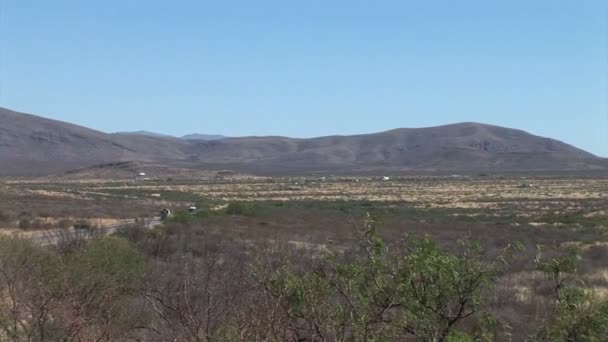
[0,107,605,176]
[117,131,227,141]
[115,130,175,139]
[181,134,226,140]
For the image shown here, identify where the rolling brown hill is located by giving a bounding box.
[0,107,190,175]
[0,107,605,176]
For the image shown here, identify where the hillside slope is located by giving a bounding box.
[0,107,189,175]
[0,107,605,176]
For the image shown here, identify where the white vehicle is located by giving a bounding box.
[160,208,172,220]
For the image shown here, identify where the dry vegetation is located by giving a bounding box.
[0,174,607,340]
[2,175,607,229]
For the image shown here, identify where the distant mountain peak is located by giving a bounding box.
[181,134,226,141]
[115,131,175,138]
[114,131,227,141]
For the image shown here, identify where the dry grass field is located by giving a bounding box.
[2,174,607,229]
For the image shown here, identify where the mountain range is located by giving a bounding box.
[0,107,605,176]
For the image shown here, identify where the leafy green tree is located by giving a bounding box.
[396,236,514,342]
[0,237,63,341]
[535,246,608,341]
[58,236,147,341]
[255,213,513,342]
[253,213,403,341]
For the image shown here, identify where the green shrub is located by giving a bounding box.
[0,210,11,223]
[169,210,196,224]
[69,236,145,292]
[18,218,31,230]
[225,202,259,216]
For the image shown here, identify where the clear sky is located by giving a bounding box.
[1,0,607,156]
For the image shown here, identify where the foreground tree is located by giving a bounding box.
[535,246,608,341]
[0,237,62,341]
[56,236,147,341]
[255,214,514,341]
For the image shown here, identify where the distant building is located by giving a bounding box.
[382,176,390,181]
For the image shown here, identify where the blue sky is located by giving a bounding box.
[0,0,606,156]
